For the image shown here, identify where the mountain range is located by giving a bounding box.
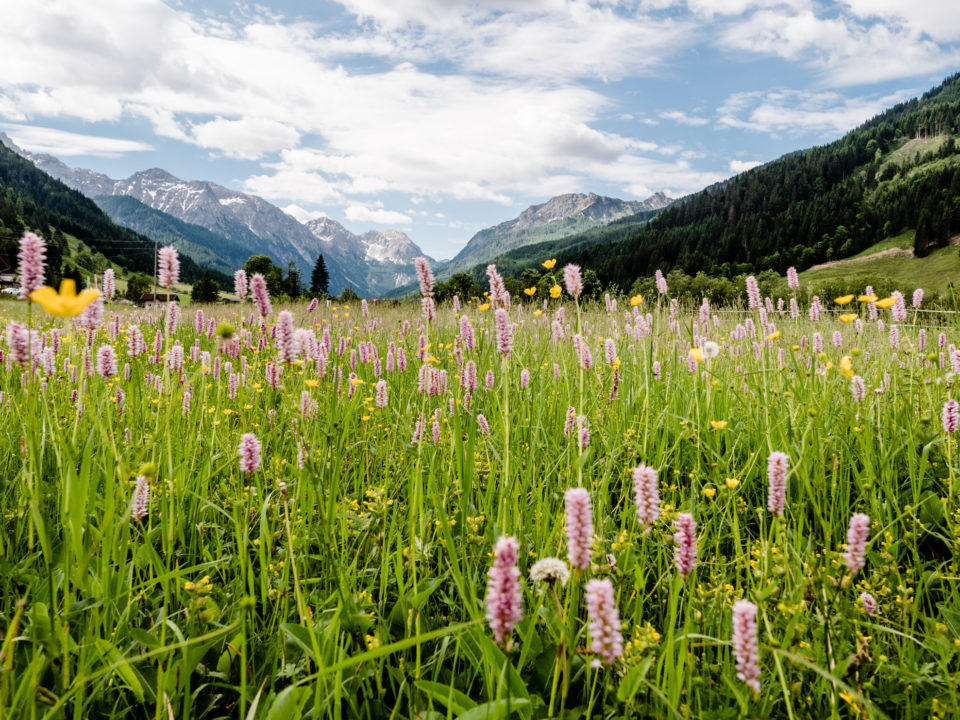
[438,191,670,278]
[0,135,431,297]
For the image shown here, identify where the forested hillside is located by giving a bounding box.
[529,72,960,290]
[0,142,216,284]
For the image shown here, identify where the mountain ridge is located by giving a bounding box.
[0,136,429,297]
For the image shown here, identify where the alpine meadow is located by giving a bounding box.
[2,1,960,719]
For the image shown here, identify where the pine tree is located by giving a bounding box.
[311,254,330,296]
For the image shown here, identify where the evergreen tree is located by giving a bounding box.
[191,270,220,303]
[311,253,330,296]
[283,261,302,299]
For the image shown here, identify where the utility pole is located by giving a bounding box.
[152,239,158,300]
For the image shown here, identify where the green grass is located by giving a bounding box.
[803,241,960,296]
[847,229,915,259]
[880,134,951,170]
[1,282,959,719]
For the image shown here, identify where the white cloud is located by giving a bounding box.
[189,116,301,160]
[718,9,960,86]
[346,204,413,225]
[282,204,328,222]
[717,88,915,135]
[729,159,763,173]
[1,123,154,157]
[660,110,709,126]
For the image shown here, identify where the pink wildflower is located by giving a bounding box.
[942,399,959,434]
[585,578,623,665]
[732,600,761,693]
[786,266,799,290]
[851,375,866,403]
[655,269,668,295]
[632,464,660,534]
[414,257,434,298]
[844,513,870,575]
[102,268,115,301]
[563,264,583,299]
[157,246,180,289]
[485,536,523,646]
[860,592,878,616]
[673,513,697,580]
[250,273,272,317]
[375,379,388,408]
[95,344,117,378]
[767,451,788,517]
[238,433,262,475]
[495,308,512,357]
[234,269,248,300]
[565,488,593,571]
[18,231,46,299]
[132,476,150,522]
[275,310,296,363]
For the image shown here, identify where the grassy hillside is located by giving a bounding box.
[505,72,960,293]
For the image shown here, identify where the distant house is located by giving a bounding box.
[139,293,181,305]
[0,272,16,290]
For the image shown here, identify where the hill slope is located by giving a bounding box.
[94,194,252,277]
[535,72,960,291]
[0,138,216,285]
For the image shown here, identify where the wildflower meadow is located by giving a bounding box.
[1,235,959,719]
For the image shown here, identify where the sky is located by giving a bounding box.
[0,1,958,260]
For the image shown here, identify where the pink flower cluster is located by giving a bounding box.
[565,488,593,571]
[732,600,761,693]
[18,231,46,299]
[673,513,697,580]
[632,464,659,534]
[485,536,523,646]
[563,264,583,299]
[844,513,870,575]
[585,578,623,665]
[238,433,262,475]
[157,246,180,290]
[767,451,788,517]
[250,273,272,317]
[942,399,959,434]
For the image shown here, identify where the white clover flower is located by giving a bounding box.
[529,557,570,590]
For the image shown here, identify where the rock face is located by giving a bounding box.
[1,135,427,296]
[442,191,672,277]
[306,219,425,293]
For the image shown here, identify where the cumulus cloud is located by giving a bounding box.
[728,159,763,173]
[346,204,413,225]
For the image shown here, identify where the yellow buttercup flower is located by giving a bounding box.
[349,378,365,386]
[305,379,319,388]
[725,477,739,489]
[478,303,491,312]
[840,355,855,378]
[549,285,562,299]
[839,313,858,323]
[533,309,543,317]
[689,347,704,362]
[766,330,780,340]
[630,294,643,306]
[834,294,854,305]
[857,294,877,303]
[542,258,557,270]
[874,297,896,309]
[523,287,537,296]
[29,280,100,317]
[710,420,728,430]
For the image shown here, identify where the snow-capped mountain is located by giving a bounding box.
[0,134,426,297]
[306,218,426,293]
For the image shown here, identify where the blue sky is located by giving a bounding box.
[0,0,958,259]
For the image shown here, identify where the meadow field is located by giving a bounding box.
[1,259,959,720]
